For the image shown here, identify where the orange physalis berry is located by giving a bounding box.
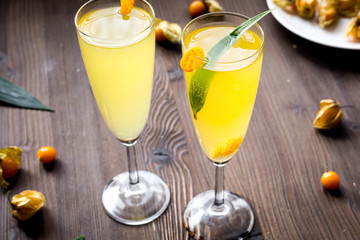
[37,146,57,164]
[321,171,340,190]
[120,0,134,15]
[210,138,243,159]
[1,157,19,179]
[180,47,205,72]
[155,25,167,42]
[189,0,207,17]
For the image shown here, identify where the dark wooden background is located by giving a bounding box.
[1,0,360,239]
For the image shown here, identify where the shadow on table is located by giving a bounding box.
[315,124,349,139]
[42,158,58,172]
[322,187,343,198]
[17,210,44,239]
[287,33,360,73]
[314,118,359,140]
[156,40,182,53]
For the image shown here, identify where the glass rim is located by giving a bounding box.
[181,11,265,65]
[74,0,155,42]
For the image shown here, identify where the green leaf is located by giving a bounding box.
[73,235,85,240]
[188,68,215,120]
[189,9,275,118]
[0,77,54,112]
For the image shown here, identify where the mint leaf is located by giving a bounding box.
[189,68,215,119]
[189,9,275,118]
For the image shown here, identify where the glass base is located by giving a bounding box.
[102,170,170,225]
[184,190,254,239]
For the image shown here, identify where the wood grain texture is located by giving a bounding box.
[1,0,360,239]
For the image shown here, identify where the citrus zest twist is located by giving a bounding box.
[180,47,205,72]
[120,0,134,15]
[210,138,243,159]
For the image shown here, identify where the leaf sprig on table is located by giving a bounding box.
[0,77,54,112]
[73,235,85,240]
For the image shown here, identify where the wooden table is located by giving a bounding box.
[1,0,360,239]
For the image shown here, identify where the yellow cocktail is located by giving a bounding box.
[181,12,266,239]
[77,6,154,141]
[183,26,263,163]
[75,0,170,225]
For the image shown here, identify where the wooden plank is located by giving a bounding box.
[0,0,359,239]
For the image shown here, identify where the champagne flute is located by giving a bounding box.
[75,0,170,225]
[181,12,265,238]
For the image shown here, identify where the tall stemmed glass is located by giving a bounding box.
[75,0,170,225]
[181,12,265,239]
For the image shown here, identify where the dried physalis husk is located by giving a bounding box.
[313,99,344,130]
[0,146,22,189]
[204,0,223,12]
[337,0,359,17]
[10,190,46,221]
[272,0,297,13]
[345,11,360,40]
[156,18,182,44]
[318,0,338,28]
[296,0,318,19]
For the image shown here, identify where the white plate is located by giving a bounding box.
[266,0,360,50]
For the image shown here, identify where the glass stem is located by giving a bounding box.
[122,140,139,188]
[214,163,225,210]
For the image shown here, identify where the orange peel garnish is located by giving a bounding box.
[210,138,243,159]
[120,0,134,15]
[180,47,205,72]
